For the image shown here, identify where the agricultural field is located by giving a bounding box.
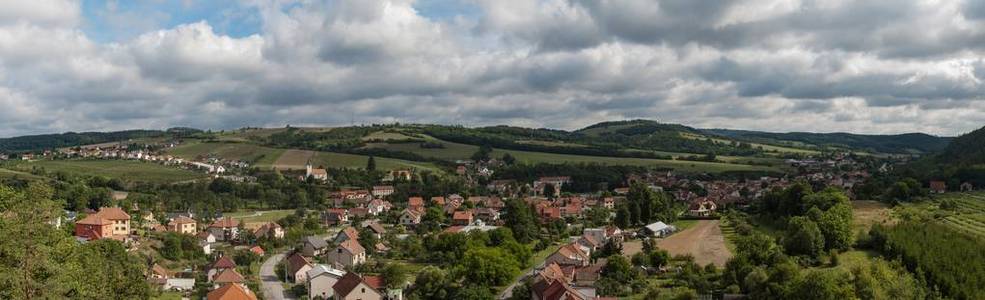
[679,132,820,155]
[0,168,45,180]
[167,141,284,168]
[934,192,985,239]
[851,200,894,232]
[1,160,207,183]
[224,209,295,224]
[365,136,782,173]
[622,220,734,267]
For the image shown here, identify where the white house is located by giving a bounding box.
[307,264,346,300]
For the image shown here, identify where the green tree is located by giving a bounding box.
[818,203,854,250]
[471,145,492,162]
[784,216,824,257]
[366,156,377,171]
[501,153,516,165]
[502,199,538,243]
[457,247,520,286]
[615,206,631,229]
[381,263,409,289]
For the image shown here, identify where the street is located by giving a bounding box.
[260,252,295,300]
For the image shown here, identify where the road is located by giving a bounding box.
[260,252,295,300]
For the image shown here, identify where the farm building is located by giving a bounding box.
[641,221,676,238]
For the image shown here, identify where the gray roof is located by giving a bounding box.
[307,264,346,279]
[644,221,673,233]
[305,236,329,249]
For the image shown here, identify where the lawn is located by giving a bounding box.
[225,209,295,223]
[3,160,207,183]
[851,200,894,232]
[169,141,442,173]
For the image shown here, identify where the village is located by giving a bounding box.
[10,135,905,300]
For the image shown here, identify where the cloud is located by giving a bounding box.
[0,0,984,138]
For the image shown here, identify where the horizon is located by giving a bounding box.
[3,1,985,137]
[0,118,959,140]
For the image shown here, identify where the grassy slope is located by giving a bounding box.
[3,160,207,183]
[168,141,442,173]
[0,167,46,180]
[365,137,783,173]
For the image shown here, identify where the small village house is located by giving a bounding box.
[307,264,346,300]
[327,240,367,268]
[208,217,241,241]
[302,236,330,256]
[167,216,197,235]
[286,253,314,283]
[333,272,384,300]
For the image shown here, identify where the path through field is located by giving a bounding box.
[656,220,732,267]
[273,150,316,170]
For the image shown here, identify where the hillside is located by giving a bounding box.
[704,128,951,154]
[935,125,985,165]
[0,128,201,152]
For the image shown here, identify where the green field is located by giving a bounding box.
[934,192,985,239]
[2,160,207,183]
[169,141,442,173]
[679,132,820,155]
[224,209,295,223]
[0,167,45,180]
[365,137,782,173]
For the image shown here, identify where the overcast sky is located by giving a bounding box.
[1,0,984,137]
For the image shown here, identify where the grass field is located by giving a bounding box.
[169,140,442,173]
[934,192,985,239]
[0,167,45,180]
[679,132,820,154]
[852,200,894,232]
[225,209,295,223]
[366,137,782,173]
[2,160,207,183]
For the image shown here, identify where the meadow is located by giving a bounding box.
[2,160,207,183]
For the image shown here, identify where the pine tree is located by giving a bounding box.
[366,156,377,171]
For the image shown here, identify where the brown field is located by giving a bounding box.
[272,149,316,170]
[852,200,894,231]
[655,220,733,267]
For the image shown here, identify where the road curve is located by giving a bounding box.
[260,252,296,300]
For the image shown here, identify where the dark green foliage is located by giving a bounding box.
[784,216,824,257]
[366,156,377,171]
[706,128,950,154]
[502,198,538,243]
[160,232,204,260]
[494,163,647,193]
[0,129,173,152]
[936,124,985,165]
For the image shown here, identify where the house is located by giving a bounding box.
[333,272,384,300]
[576,235,601,253]
[334,226,360,244]
[213,268,246,288]
[545,243,590,267]
[399,208,422,226]
[254,222,284,239]
[286,253,314,283]
[307,264,346,300]
[74,207,131,241]
[364,222,386,239]
[302,236,330,256]
[207,256,237,282]
[327,240,367,268]
[407,197,425,211]
[208,217,241,241]
[452,210,474,226]
[533,279,587,300]
[306,162,328,181]
[199,231,216,255]
[688,200,717,217]
[167,216,197,234]
[372,185,394,197]
[930,181,947,194]
[249,245,265,256]
[150,264,172,280]
[474,208,500,223]
[323,209,349,226]
[367,199,391,215]
[164,278,196,292]
[641,221,676,238]
[961,182,974,192]
[207,283,257,300]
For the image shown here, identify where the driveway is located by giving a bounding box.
[260,252,296,300]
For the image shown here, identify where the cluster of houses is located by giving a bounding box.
[529,226,624,300]
[289,223,403,300]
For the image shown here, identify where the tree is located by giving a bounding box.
[615,206,631,229]
[628,201,641,225]
[502,199,538,243]
[471,145,492,162]
[366,156,377,171]
[501,153,516,165]
[542,183,556,199]
[602,255,639,284]
[409,266,453,300]
[817,203,854,250]
[457,247,520,286]
[784,216,824,257]
[381,263,408,289]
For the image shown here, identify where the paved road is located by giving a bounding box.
[260,252,296,300]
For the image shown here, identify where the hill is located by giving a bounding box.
[704,128,951,154]
[935,125,985,165]
[0,128,202,152]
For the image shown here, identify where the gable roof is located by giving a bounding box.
[333,272,380,298]
[151,263,172,277]
[408,197,424,207]
[94,207,131,220]
[211,256,237,270]
[452,210,473,221]
[207,283,257,300]
[365,222,386,234]
[210,217,240,228]
[304,236,328,249]
[338,239,366,255]
[362,275,385,290]
[307,264,346,280]
[286,253,312,275]
[213,268,246,284]
[170,216,195,225]
[339,226,360,241]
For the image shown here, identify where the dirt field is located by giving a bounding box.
[272,149,316,170]
[655,220,733,267]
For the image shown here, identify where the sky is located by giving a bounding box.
[1,0,985,137]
